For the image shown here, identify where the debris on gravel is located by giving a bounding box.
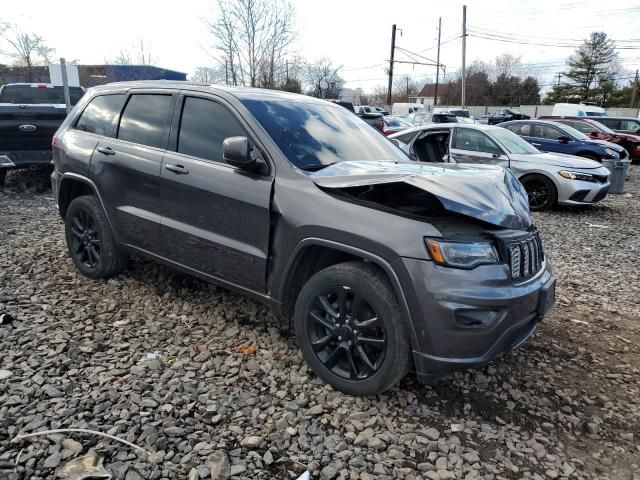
[1,167,639,479]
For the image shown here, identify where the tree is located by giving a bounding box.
[564,32,618,102]
[0,24,55,82]
[206,0,296,88]
[113,39,157,66]
[392,75,421,103]
[191,66,225,83]
[304,57,343,99]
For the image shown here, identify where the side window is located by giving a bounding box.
[620,119,638,131]
[534,124,564,140]
[503,124,521,134]
[393,131,417,145]
[566,121,593,134]
[117,94,172,148]
[75,94,126,136]
[177,96,246,163]
[453,128,503,155]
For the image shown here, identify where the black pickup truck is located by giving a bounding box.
[0,83,85,185]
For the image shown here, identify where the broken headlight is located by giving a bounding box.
[425,239,499,269]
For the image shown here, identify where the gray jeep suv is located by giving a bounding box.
[51,81,556,396]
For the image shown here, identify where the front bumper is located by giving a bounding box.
[556,177,610,205]
[0,150,53,170]
[394,256,555,382]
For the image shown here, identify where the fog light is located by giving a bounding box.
[455,309,500,328]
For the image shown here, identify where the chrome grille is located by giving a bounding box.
[507,233,544,280]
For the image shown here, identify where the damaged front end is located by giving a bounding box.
[310,161,532,230]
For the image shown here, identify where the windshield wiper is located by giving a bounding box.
[300,162,337,172]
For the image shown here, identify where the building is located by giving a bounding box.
[0,64,187,87]
[410,83,453,108]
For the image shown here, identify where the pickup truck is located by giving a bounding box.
[0,83,85,186]
[487,109,530,125]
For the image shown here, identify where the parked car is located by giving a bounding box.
[540,116,640,161]
[477,114,491,125]
[404,112,428,126]
[355,105,378,114]
[551,103,606,117]
[328,99,356,113]
[373,106,389,115]
[389,123,610,211]
[591,116,640,135]
[501,119,628,162]
[51,81,556,395]
[0,83,85,186]
[435,107,471,118]
[426,112,459,124]
[391,102,426,117]
[381,115,412,135]
[488,109,530,125]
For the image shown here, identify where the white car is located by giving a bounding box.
[551,103,606,117]
[389,123,611,211]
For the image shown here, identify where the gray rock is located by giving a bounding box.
[207,450,231,480]
[42,452,62,469]
[240,436,264,449]
[61,438,83,453]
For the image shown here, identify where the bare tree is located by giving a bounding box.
[0,24,55,82]
[113,39,157,66]
[304,57,344,99]
[493,53,523,80]
[191,66,225,83]
[392,75,421,103]
[206,0,295,88]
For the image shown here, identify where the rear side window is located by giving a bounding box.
[177,96,246,162]
[621,119,640,131]
[117,94,172,148]
[75,94,126,136]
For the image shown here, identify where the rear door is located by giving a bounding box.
[91,90,176,254]
[160,92,273,293]
[449,127,509,168]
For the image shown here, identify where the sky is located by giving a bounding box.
[1,0,639,94]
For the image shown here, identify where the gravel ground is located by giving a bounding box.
[1,166,639,480]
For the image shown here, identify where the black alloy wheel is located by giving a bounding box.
[69,209,101,269]
[521,175,557,211]
[294,262,410,396]
[308,285,387,380]
[64,195,127,279]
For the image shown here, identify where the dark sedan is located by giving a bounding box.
[488,109,530,125]
[501,120,627,161]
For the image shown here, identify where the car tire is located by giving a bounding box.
[578,153,600,162]
[64,195,127,279]
[294,261,411,396]
[520,174,557,211]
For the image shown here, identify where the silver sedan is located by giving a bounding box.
[389,123,611,211]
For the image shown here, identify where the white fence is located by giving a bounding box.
[449,105,640,119]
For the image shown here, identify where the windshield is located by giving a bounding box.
[586,112,606,117]
[490,127,540,154]
[0,85,85,105]
[554,123,590,140]
[590,121,614,134]
[242,99,407,170]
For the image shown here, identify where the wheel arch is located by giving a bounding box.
[276,238,420,350]
[57,173,113,228]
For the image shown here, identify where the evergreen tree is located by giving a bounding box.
[564,32,618,101]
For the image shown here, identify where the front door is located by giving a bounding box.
[160,94,273,293]
[530,123,567,154]
[449,127,509,168]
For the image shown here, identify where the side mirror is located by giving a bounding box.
[390,139,400,147]
[223,136,253,169]
[557,135,571,143]
[588,131,599,138]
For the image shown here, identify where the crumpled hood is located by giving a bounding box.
[310,161,533,229]
[511,152,602,169]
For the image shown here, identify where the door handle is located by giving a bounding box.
[97,146,115,156]
[531,143,542,147]
[165,164,189,174]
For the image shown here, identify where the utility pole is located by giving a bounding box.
[555,72,562,88]
[461,5,467,108]
[434,17,442,108]
[286,60,289,81]
[59,58,71,115]
[387,24,397,106]
[630,69,639,108]
[225,60,229,85]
